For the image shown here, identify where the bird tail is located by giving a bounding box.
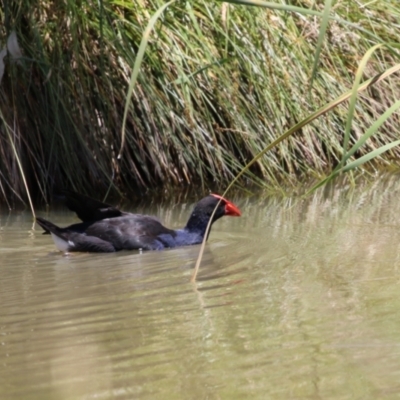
[36,217,63,236]
[36,216,116,253]
[36,217,74,252]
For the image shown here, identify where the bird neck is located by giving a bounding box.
[184,211,213,237]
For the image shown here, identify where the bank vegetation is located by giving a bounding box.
[0,0,399,205]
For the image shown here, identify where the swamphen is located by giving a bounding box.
[36,191,241,253]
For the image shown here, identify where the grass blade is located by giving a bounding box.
[342,141,400,173]
[309,0,333,90]
[118,0,178,159]
[341,44,385,166]
[344,99,400,163]
[221,0,322,17]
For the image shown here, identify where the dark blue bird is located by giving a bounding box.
[36,191,241,253]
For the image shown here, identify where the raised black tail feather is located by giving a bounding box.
[35,217,63,235]
[61,190,123,222]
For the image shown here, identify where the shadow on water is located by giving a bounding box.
[2,174,400,399]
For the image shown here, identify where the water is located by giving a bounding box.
[2,177,400,399]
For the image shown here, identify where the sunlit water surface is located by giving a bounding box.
[2,177,400,399]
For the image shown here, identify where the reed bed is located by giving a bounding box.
[0,0,399,204]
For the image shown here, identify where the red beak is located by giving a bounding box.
[211,194,241,216]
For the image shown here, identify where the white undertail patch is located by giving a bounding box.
[51,233,73,252]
